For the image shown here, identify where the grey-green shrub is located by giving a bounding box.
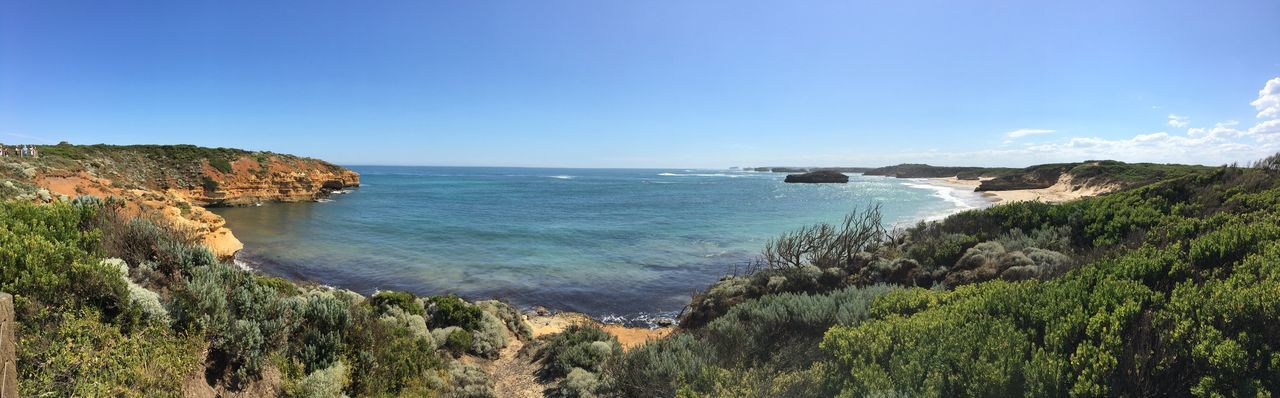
[297,360,349,398]
[379,305,433,345]
[432,326,471,357]
[296,293,350,372]
[104,258,171,324]
[538,324,621,378]
[701,284,893,368]
[446,363,496,398]
[558,367,602,398]
[477,300,534,341]
[604,334,710,397]
[470,311,509,359]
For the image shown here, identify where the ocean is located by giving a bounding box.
[213,166,991,324]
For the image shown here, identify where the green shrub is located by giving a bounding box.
[208,157,234,174]
[605,334,710,397]
[426,295,482,330]
[104,258,171,324]
[295,360,349,398]
[446,363,496,398]
[295,293,350,372]
[470,311,510,359]
[538,324,621,379]
[558,367,602,398]
[201,176,220,192]
[345,301,441,396]
[477,299,534,340]
[701,285,892,369]
[371,290,424,316]
[433,326,473,358]
[17,310,204,397]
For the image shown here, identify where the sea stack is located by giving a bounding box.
[784,170,849,183]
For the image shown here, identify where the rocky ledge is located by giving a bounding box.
[784,170,849,183]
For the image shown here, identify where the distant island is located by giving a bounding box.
[783,170,850,183]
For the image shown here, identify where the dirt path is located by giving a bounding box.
[486,312,674,397]
[487,336,547,398]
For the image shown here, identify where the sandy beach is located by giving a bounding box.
[925,176,1110,204]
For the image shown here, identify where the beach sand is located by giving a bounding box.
[926,176,1110,204]
[526,311,672,350]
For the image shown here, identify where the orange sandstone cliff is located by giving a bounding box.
[1,144,358,257]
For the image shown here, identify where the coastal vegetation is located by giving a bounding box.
[0,197,529,396]
[601,156,1280,397]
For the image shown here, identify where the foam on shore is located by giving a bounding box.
[902,179,998,222]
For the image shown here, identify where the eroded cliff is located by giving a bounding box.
[1,144,359,257]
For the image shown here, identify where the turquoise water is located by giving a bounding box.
[213,166,989,322]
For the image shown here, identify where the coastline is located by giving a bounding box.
[922,176,1105,204]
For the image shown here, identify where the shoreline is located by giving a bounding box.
[921,176,1105,204]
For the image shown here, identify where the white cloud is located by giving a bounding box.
[1005,128,1056,139]
[786,77,1280,168]
[1167,114,1190,128]
[1249,119,1280,138]
[1252,77,1280,119]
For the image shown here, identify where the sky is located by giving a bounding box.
[2,0,1279,168]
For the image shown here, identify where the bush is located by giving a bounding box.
[371,290,424,316]
[201,176,221,192]
[605,334,710,397]
[446,363,496,398]
[17,310,204,396]
[433,326,472,358]
[208,157,234,174]
[477,299,534,341]
[104,258,171,324]
[294,293,350,372]
[295,360,349,398]
[558,367,602,398]
[538,324,621,379]
[426,295,482,330]
[470,311,510,359]
[701,285,892,369]
[344,301,441,396]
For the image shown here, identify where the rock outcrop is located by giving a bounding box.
[4,145,359,258]
[190,156,360,206]
[784,170,850,183]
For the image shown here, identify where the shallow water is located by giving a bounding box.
[213,167,990,322]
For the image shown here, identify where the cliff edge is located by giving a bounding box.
[0,144,359,257]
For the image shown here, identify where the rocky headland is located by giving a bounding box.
[0,144,359,257]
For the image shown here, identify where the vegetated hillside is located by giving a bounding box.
[862,163,1019,179]
[1,143,360,257]
[0,197,528,397]
[976,160,1216,192]
[589,155,1278,397]
[9,143,359,206]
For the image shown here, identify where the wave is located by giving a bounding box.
[901,180,994,221]
[316,198,334,203]
[547,175,574,180]
[599,312,680,329]
[657,172,751,178]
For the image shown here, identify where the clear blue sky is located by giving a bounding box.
[3,0,1279,167]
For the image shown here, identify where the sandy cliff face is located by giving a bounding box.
[21,152,358,258]
[188,156,360,206]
